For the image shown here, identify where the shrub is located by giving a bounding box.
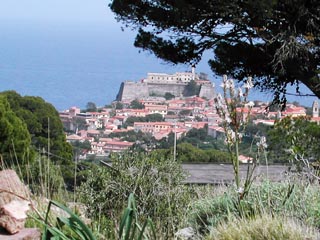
[78,151,192,238]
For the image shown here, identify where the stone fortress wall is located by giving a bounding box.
[117,81,149,101]
[116,69,215,101]
[147,82,187,97]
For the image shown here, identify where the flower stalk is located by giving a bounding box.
[214,75,257,199]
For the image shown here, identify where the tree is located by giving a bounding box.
[183,80,200,97]
[1,91,73,164]
[157,131,175,149]
[110,0,320,104]
[185,126,208,141]
[175,142,231,163]
[71,140,91,161]
[268,116,320,165]
[115,101,123,110]
[164,92,175,100]
[123,116,144,127]
[86,101,97,112]
[179,109,192,117]
[145,113,164,122]
[73,117,87,131]
[292,101,300,107]
[0,96,33,166]
[129,99,145,109]
[177,142,209,162]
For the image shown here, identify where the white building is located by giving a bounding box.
[144,71,197,84]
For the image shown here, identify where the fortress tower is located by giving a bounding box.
[312,100,319,118]
[191,64,196,80]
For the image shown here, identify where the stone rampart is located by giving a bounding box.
[199,83,215,99]
[116,81,149,101]
[117,80,215,101]
[147,83,187,97]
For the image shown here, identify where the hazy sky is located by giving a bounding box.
[0,0,115,25]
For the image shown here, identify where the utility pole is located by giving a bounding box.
[173,120,177,161]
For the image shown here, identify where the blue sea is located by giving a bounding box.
[0,22,316,110]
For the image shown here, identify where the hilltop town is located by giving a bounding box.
[59,71,320,160]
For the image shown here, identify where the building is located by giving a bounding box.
[144,71,196,84]
[311,100,320,124]
[66,134,84,143]
[134,122,174,134]
[144,104,168,117]
[103,140,134,153]
[312,100,319,118]
[208,125,225,139]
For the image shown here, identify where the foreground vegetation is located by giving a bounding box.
[24,154,320,239]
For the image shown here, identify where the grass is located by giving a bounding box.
[187,179,320,238]
[206,214,319,240]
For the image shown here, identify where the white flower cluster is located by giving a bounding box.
[224,129,244,145]
[220,75,235,90]
[256,136,268,149]
[214,75,254,146]
[215,75,254,109]
[225,129,236,144]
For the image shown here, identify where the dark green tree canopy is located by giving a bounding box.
[0,91,73,164]
[268,116,320,164]
[164,92,175,100]
[86,101,97,112]
[129,99,145,109]
[183,80,200,96]
[0,96,33,166]
[110,0,320,103]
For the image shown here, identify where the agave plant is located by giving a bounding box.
[34,194,155,240]
[35,200,96,240]
[119,193,156,240]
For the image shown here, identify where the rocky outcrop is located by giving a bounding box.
[0,200,30,234]
[0,170,30,206]
[0,170,39,238]
[175,227,197,240]
[0,228,41,240]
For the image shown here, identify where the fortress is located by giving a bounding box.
[116,67,215,101]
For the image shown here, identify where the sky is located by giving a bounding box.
[0,0,317,108]
[0,0,115,25]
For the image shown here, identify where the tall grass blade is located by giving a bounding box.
[119,208,132,239]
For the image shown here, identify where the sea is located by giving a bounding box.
[0,22,316,111]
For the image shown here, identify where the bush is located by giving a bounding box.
[176,142,231,163]
[78,151,193,238]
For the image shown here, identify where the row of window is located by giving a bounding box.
[149,76,192,81]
